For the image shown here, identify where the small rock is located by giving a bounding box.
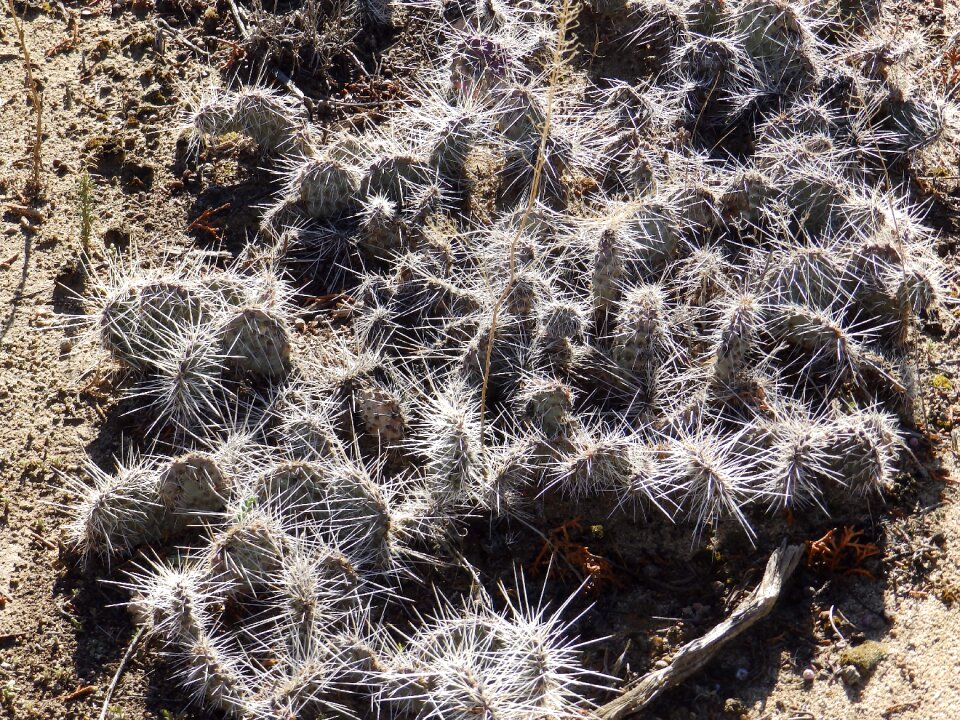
[142,83,167,105]
[723,698,746,718]
[840,664,861,686]
[802,667,815,683]
[840,640,887,674]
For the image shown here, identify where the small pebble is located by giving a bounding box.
[840,664,861,686]
[802,667,815,683]
[723,698,745,716]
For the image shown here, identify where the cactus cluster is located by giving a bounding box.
[66,0,954,717]
[82,251,294,433]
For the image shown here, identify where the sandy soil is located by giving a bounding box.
[0,5,208,719]
[0,2,958,720]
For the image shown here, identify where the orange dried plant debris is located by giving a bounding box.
[531,516,619,595]
[188,202,231,241]
[806,526,881,579]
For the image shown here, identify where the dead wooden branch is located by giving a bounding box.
[595,542,804,720]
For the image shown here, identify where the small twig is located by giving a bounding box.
[97,626,145,720]
[513,513,583,580]
[59,685,97,702]
[343,47,370,78]
[225,0,248,38]
[883,701,920,717]
[268,64,310,110]
[26,527,56,550]
[153,18,208,57]
[596,542,803,720]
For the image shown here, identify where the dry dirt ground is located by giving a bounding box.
[1,2,960,720]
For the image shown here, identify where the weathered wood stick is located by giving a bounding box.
[596,541,804,720]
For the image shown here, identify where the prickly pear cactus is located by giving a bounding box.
[64,0,955,718]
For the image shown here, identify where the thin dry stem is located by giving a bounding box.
[78,170,94,256]
[479,0,578,439]
[97,626,144,720]
[6,0,43,195]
